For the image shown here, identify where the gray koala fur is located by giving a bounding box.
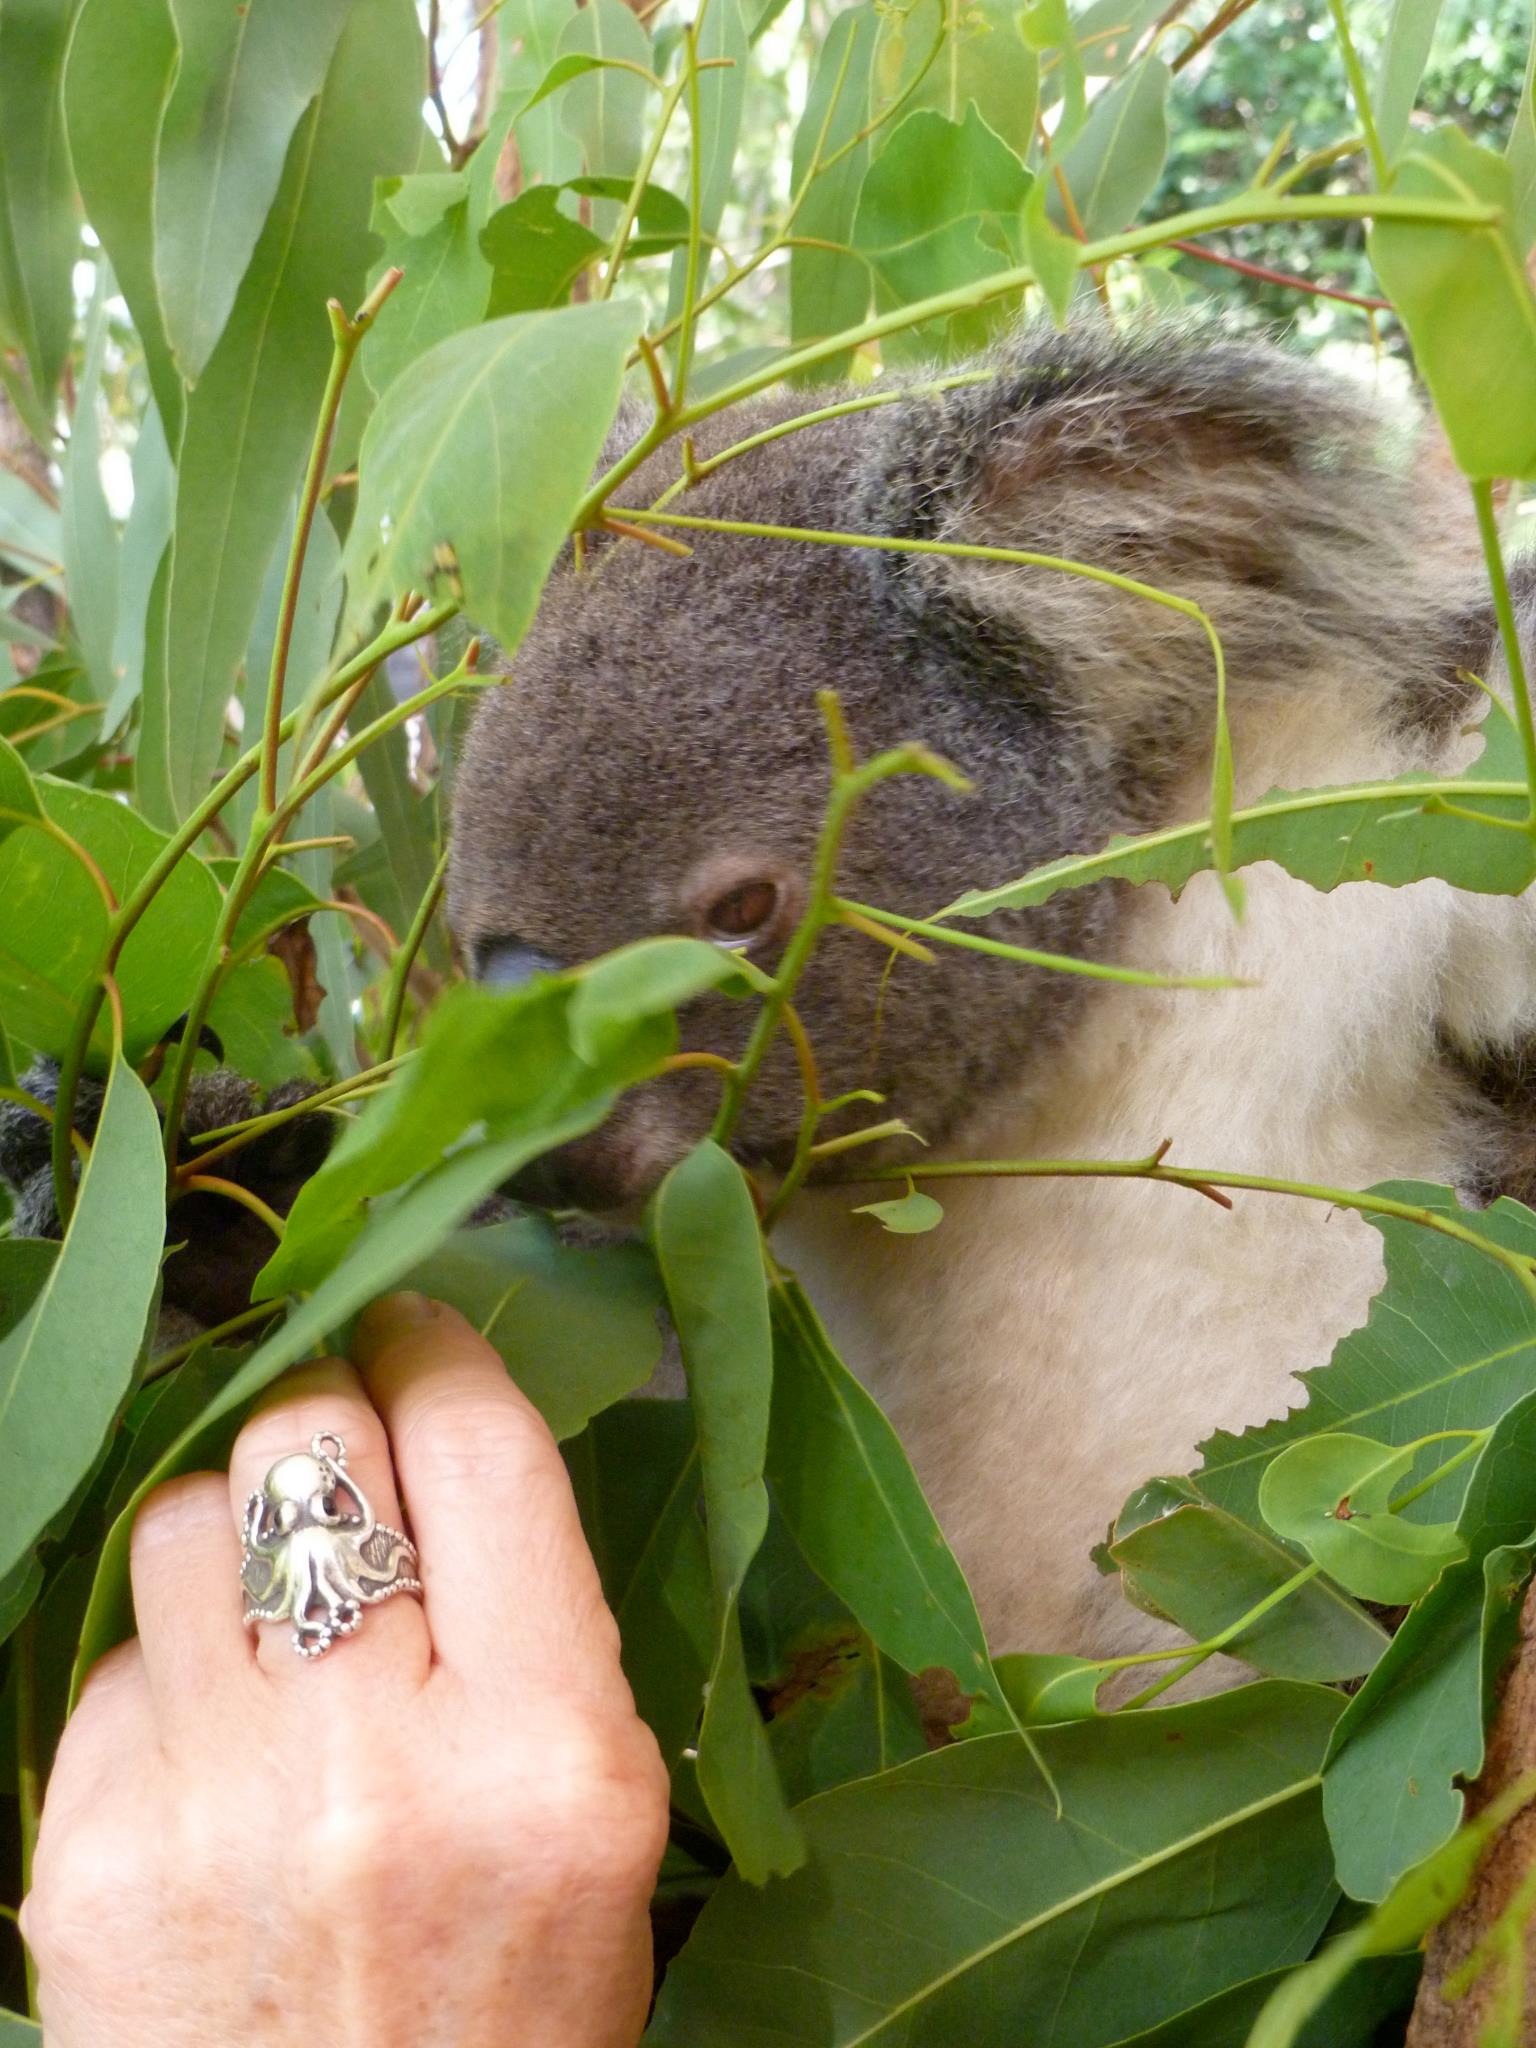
[452,320,1536,1662]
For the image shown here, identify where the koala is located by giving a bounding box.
[456,321,1536,1665]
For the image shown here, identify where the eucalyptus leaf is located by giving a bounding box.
[0,0,80,400]
[1375,0,1445,163]
[365,174,492,393]
[851,1186,944,1233]
[853,107,1029,362]
[343,301,643,653]
[789,3,878,381]
[1368,125,1536,481]
[406,1215,663,1440]
[652,1141,804,1883]
[1259,1433,1466,1606]
[0,1058,163,1587]
[155,0,356,383]
[647,1683,1343,2046]
[1050,55,1170,239]
[481,188,605,314]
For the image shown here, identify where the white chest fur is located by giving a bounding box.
[780,793,1536,1660]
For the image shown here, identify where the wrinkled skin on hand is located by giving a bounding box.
[22,1298,669,2048]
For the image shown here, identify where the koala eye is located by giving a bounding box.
[706,879,779,945]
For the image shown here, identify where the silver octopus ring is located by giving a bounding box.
[240,1431,422,1658]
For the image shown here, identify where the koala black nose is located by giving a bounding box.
[475,937,565,989]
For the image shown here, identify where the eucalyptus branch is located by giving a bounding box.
[838,1152,1536,1306]
[587,187,1497,524]
[833,898,1248,991]
[712,695,969,1148]
[381,844,452,1059]
[179,1054,413,1175]
[1326,0,1388,186]
[1119,1562,1323,1707]
[177,1173,287,1239]
[141,1300,283,1382]
[1471,479,1536,840]
[258,269,403,819]
[598,63,692,301]
[673,6,709,407]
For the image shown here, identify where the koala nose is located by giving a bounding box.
[476,937,565,989]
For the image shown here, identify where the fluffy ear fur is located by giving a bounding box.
[861,324,1484,774]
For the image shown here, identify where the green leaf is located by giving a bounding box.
[0,0,80,400]
[853,107,1029,363]
[155,0,357,383]
[0,1058,163,1586]
[1508,29,1536,251]
[0,732,40,837]
[406,1215,663,1440]
[1021,0,1085,144]
[789,2,878,381]
[481,188,606,313]
[652,1141,804,1884]
[881,0,1039,160]
[1368,125,1536,481]
[1190,1187,1536,1538]
[766,1280,1010,1716]
[0,2012,42,2044]
[992,1650,1106,1725]
[205,954,317,1088]
[570,937,749,1064]
[1109,1487,1388,1682]
[665,0,747,317]
[344,667,449,978]
[567,1398,712,1770]
[647,1683,1343,2046]
[1322,1385,1536,1901]
[555,0,653,227]
[0,777,223,1059]
[140,0,426,826]
[1249,1774,1536,2046]
[1115,1954,1420,2047]
[949,699,1535,920]
[1050,55,1170,238]
[1375,0,1444,164]
[343,300,643,653]
[851,1185,944,1234]
[365,174,493,392]
[1259,1434,1467,1605]
[489,0,584,188]
[64,0,183,443]
[1022,174,1080,325]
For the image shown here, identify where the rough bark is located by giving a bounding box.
[1407,1578,1536,2044]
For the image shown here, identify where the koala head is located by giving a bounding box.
[450,324,1480,1211]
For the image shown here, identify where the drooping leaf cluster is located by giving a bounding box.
[2,0,1536,2040]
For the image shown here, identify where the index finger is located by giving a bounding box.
[351,1293,628,1698]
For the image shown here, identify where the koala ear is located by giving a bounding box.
[862,325,1479,755]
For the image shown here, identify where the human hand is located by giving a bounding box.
[22,1293,670,2047]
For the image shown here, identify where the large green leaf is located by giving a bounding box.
[364,172,493,393]
[0,1058,163,1587]
[0,0,79,400]
[767,1278,1009,1714]
[566,1399,712,1771]
[64,0,184,439]
[0,776,223,1059]
[1050,55,1169,239]
[342,300,642,654]
[788,3,878,381]
[880,0,1039,160]
[1109,1481,1388,1682]
[1368,125,1536,481]
[1190,1188,1536,1538]
[481,189,605,314]
[1510,27,1536,251]
[406,1216,663,1440]
[647,1683,1343,2046]
[1374,0,1444,163]
[652,1141,804,1883]
[948,700,1533,922]
[103,401,174,735]
[0,2013,42,2044]
[155,0,357,383]
[852,107,1029,363]
[140,0,425,826]
[1322,1386,1536,1901]
[555,0,653,229]
[1258,1434,1465,1606]
[492,0,584,189]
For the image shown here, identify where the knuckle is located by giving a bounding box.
[523,1714,671,1895]
[400,1392,545,1490]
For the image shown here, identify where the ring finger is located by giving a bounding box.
[227,1357,430,1686]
